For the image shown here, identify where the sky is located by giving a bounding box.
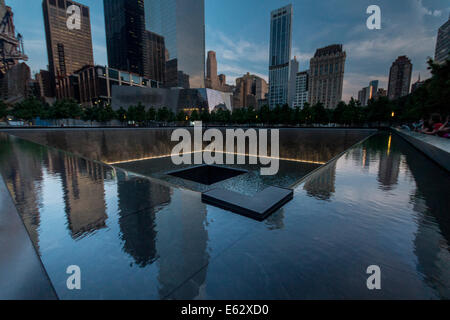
[6,0,450,102]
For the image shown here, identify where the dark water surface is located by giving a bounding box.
[0,131,449,299]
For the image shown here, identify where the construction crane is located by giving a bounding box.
[0,4,28,74]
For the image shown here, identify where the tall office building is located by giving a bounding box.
[308,44,346,109]
[206,51,219,89]
[42,0,93,90]
[103,0,148,77]
[387,56,412,100]
[268,4,293,108]
[358,80,379,106]
[145,30,166,83]
[293,70,309,109]
[288,56,299,107]
[145,0,205,88]
[434,15,450,64]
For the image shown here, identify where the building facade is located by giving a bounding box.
[308,44,346,109]
[111,86,232,113]
[268,4,292,108]
[387,56,412,100]
[233,73,268,109]
[57,65,161,107]
[435,15,450,64]
[358,80,378,106]
[206,51,219,89]
[145,30,166,83]
[293,70,309,109]
[103,0,148,78]
[145,0,205,88]
[42,0,94,91]
[288,57,299,107]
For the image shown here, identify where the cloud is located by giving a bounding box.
[209,29,269,63]
[417,0,443,17]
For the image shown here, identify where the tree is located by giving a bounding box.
[50,99,81,120]
[13,97,44,121]
[156,107,170,122]
[135,103,146,123]
[300,103,312,124]
[200,108,210,122]
[116,107,127,123]
[0,100,8,120]
[176,110,187,122]
[311,102,328,124]
[190,110,199,121]
[146,107,156,121]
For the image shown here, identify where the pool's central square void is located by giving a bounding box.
[167,165,247,185]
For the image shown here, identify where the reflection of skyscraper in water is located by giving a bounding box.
[0,139,44,251]
[303,162,337,201]
[156,191,209,299]
[377,140,401,191]
[117,175,171,267]
[400,141,450,298]
[57,154,108,238]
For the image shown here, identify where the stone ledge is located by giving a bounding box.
[202,186,293,221]
[0,175,57,300]
[394,128,450,172]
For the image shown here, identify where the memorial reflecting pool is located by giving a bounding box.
[0,129,449,299]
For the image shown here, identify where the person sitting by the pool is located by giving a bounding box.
[421,114,443,136]
[437,116,450,138]
[412,119,424,132]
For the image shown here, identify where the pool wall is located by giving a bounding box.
[393,128,450,172]
[2,128,377,165]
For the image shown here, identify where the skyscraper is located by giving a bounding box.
[308,44,346,109]
[288,56,299,107]
[387,56,412,100]
[268,4,293,108]
[358,80,379,106]
[206,51,219,89]
[145,0,205,88]
[42,0,93,89]
[103,0,148,77]
[434,15,450,64]
[293,70,309,109]
[145,30,166,83]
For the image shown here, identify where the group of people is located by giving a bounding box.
[406,114,450,139]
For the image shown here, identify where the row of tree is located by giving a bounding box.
[1,59,448,126]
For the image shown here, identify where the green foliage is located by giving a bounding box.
[146,107,156,121]
[0,100,8,119]
[50,99,83,120]
[156,107,174,122]
[116,107,127,122]
[176,111,187,122]
[13,97,45,121]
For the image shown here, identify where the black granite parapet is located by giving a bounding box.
[202,186,293,221]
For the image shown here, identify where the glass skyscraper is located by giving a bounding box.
[268,4,293,108]
[145,0,205,88]
[103,0,147,77]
